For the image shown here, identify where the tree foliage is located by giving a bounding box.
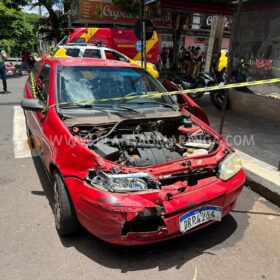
[30,0,70,42]
[2,0,29,9]
[0,1,38,55]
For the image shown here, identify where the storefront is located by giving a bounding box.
[71,0,231,57]
[231,0,280,98]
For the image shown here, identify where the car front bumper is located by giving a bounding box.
[65,169,246,245]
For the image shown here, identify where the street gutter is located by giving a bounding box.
[237,149,280,207]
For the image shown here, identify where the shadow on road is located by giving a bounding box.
[31,155,54,209]
[0,102,21,106]
[30,154,253,272]
[59,215,239,272]
[232,210,280,216]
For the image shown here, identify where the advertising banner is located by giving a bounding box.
[79,0,136,25]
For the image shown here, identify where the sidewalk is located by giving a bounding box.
[196,94,280,205]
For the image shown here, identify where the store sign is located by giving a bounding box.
[151,16,172,29]
[201,14,232,31]
[79,0,136,24]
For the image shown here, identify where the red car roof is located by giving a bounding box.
[42,57,139,68]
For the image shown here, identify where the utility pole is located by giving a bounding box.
[38,4,43,55]
[139,0,147,69]
[219,0,243,135]
[205,15,225,73]
[140,0,144,68]
[67,10,72,28]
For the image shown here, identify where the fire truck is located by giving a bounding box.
[59,27,159,64]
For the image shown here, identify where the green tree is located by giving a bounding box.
[0,2,37,56]
[2,0,29,9]
[30,0,70,42]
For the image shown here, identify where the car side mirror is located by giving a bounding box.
[20,98,46,113]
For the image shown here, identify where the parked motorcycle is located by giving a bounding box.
[5,62,16,76]
[161,72,229,110]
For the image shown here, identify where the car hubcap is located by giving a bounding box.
[53,181,61,228]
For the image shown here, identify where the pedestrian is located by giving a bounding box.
[156,54,163,72]
[168,47,173,69]
[183,46,192,76]
[179,46,185,70]
[21,49,31,71]
[192,46,202,78]
[161,47,168,68]
[0,48,8,94]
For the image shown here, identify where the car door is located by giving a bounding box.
[27,63,51,162]
[24,62,43,138]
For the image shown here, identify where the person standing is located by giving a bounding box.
[183,46,192,76]
[192,46,202,78]
[0,49,8,94]
[168,47,173,69]
[21,50,31,71]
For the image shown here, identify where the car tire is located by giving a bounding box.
[53,172,80,236]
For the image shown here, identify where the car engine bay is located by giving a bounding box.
[69,115,219,167]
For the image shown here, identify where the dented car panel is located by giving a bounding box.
[22,58,246,245]
[64,170,244,245]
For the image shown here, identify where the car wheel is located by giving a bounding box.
[53,172,80,236]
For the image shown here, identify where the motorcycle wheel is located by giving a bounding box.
[210,89,230,110]
[188,82,205,99]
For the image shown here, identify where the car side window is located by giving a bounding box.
[36,64,50,104]
[66,48,80,57]
[104,50,128,62]
[83,49,101,58]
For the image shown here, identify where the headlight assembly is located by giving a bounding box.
[218,153,242,181]
[88,171,155,193]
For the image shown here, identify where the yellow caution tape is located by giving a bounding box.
[47,77,280,109]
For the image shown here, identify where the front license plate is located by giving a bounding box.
[179,205,222,233]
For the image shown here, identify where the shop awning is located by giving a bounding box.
[150,0,235,15]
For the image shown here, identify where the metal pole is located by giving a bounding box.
[67,10,72,28]
[143,20,147,70]
[140,0,144,68]
[219,0,243,135]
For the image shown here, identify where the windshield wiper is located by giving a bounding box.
[112,104,139,113]
[59,103,139,113]
[59,103,95,109]
[122,101,178,110]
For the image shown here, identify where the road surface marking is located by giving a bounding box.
[13,106,32,159]
[192,267,198,280]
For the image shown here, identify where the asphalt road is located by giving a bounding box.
[1,76,280,280]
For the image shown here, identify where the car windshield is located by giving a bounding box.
[56,66,174,107]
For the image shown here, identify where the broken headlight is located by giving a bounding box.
[218,153,242,181]
[89,171,153,193]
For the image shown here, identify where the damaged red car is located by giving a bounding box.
[21,58,246,245]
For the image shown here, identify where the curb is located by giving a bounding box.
[237,150,280,207]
